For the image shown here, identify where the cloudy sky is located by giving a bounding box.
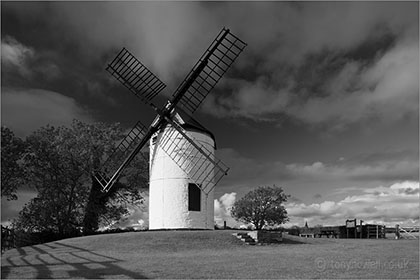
[1,1,419,228]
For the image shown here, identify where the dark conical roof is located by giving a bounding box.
[174,108,216,148]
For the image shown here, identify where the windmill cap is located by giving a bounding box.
[174,108,217,149]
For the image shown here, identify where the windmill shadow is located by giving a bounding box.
[1,241,147,279]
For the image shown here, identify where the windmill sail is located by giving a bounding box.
[172,28,247,115]
[94,121,148,192]
[156,117,229,195]
[98,28,245,194]
[107,48,166,104]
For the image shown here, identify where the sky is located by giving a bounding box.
[1,1,419,228]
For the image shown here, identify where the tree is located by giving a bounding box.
[14,120,148,236]
[1,126,26,200]
[75,120,148,234]
[13,196,80,235]
[230,185,290,230]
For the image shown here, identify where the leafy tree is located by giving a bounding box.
[13,196,81,236]
[83,161,147,235]
[14,120,148,236]
[231,185,290,230]
[77,119,148,234]
[1,126,26,200]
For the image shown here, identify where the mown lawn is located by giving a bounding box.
[1,230,419,279]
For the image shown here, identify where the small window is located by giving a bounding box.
[152,136,157,145]
[188,183,201,211]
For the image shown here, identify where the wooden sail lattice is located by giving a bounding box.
[94,121,148,192]
[174,28,247,115]
[156,119,229,195]
[106,48,166,104]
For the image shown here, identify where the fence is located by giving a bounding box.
[1,226,16,253]
[365,224,386,239]
[1,226,76,253]
[398,226,419,239]
[337,224,386,238]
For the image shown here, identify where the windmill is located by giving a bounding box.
[94,28,246,229]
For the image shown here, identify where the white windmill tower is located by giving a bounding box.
[148,111,218,229]
[93,28,246,229]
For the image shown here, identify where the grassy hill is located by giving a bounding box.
[1,230,419,279]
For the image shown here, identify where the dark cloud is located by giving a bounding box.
[399,188,420,196]
[221,147,418,187]
[345,149,419,166]
[313,194,322,200]
[286,149,419,183]
[2,1,418,129]
[199,2,419,129]
[215,148,293,194]
[1,36,36,82]
[2,88,93,137]
[288,196,302,203]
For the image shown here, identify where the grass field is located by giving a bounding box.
[1,230,419,279]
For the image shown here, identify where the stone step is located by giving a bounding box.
[241,237,254,242]
[234,232,257,245]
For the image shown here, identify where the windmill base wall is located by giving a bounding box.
[149,179,214,229]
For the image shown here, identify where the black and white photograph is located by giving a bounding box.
[1,1,419,279]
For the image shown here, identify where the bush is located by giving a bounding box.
[288,226,301,236]
[264,226,284,232]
